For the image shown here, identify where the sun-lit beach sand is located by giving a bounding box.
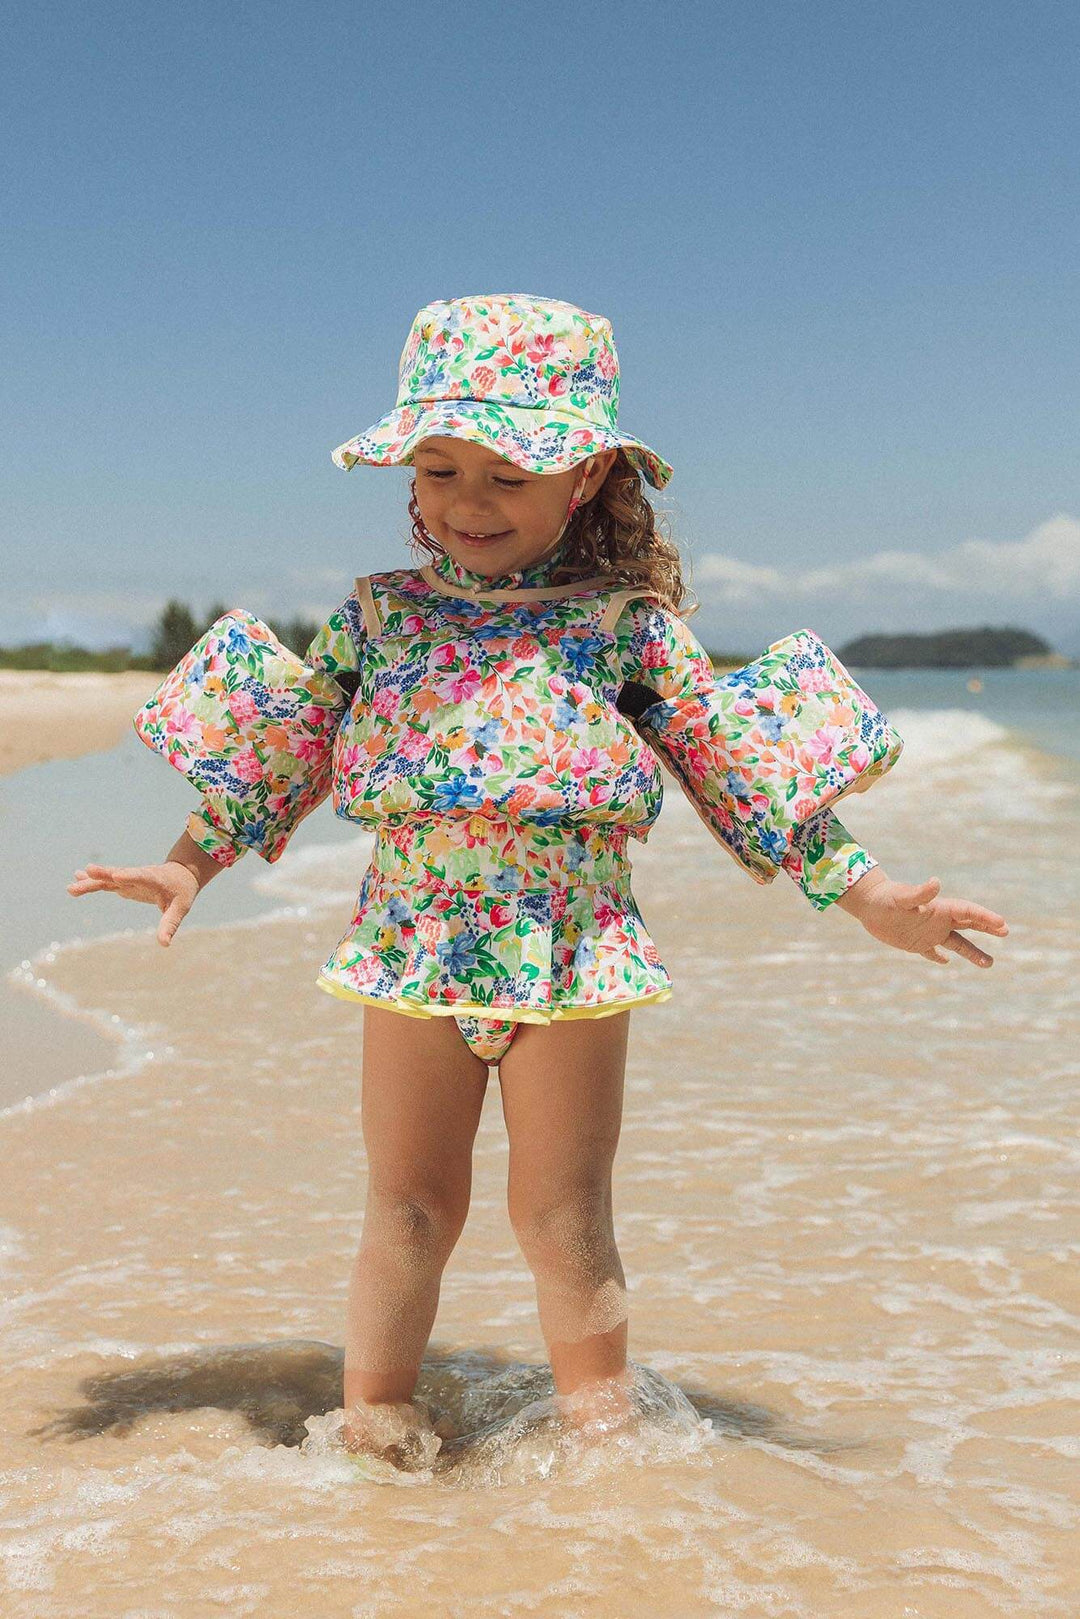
[1,677,1077,1615]
[0,669,155,776]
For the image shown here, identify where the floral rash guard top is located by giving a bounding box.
[162,539,885,1024]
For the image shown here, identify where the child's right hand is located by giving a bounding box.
[67,861,202,948]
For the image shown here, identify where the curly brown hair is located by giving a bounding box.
[406,450,699,618]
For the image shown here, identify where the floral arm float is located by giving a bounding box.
[132,598,366,867]
[606,594,902,910]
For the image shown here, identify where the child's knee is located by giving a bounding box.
[363,1185,469,1259]
[509,1184,614,1267]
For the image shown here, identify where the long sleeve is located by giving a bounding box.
[134,596,366,868]
[611,597,897,910]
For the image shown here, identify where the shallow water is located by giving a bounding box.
[1,680,1077,1616]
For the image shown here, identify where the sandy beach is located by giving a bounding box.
[1,673,1077,1616]
[0,669,156,777]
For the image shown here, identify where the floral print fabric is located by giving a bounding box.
[316,818,673,1021]
[132,538,898,1028]
[331,294,674,489]
[609,603,903,901]
[131,611,350,863]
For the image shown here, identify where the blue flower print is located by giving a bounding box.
[224,623,254,657]
[757,825,790,863]
[532,805,570,826]
[720,660,762,695]
[573,937,597,973]
[385,895,413,925]
[429,773,485,812]
[639,697,675,730]
[472,719,501,750]
[559,633,606,677]
[725,768,753,803]
[237,815,270,850]
[417,358,447,392]
[564,838,587,872]
[436,934,479,975]
[492,868,522,894]
[757,714,785,743]
[552,699,578,731]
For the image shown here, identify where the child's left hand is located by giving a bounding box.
[837,869,1009,967]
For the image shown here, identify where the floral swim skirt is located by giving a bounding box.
[314,815,673,1029]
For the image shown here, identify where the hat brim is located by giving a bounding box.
[331,399,673,489]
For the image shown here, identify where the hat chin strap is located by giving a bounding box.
[538,462,592,559]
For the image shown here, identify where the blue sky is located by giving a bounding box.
[3,0,1077,655]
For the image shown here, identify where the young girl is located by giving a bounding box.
[68,294,1008,1470]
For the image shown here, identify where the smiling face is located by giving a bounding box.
[411,436,617,576]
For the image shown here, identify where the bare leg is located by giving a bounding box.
[498,1011,635,1425]
[344,1006,489,1454]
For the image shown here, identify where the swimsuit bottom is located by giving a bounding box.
[315,815,673,1064]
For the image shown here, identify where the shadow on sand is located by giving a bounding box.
[28,1338,880,1478]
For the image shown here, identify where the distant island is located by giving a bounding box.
[834,624,1078,670]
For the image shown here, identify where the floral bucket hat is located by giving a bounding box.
[331,293,674,489]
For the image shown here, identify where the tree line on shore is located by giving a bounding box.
[0,602,1068,673]
[0,601,322,673]
[835,624,1065,668]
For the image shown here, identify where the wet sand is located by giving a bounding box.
[0,697,1077,1615]
[0,669,156,776]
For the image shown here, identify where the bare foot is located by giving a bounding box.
[558,1370,637,1436]
[342,1396,445,1471]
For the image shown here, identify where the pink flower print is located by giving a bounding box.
[849,742,870,773]
[402,614,425,635]
[400,728,429,763]
[797,666,831,695]
[437,667,482,703]
[596,347,616,379]
[685,744,711,782]
[433,641,462,669]
[585,782,614,808]
[489,902,514,928]
[164,707,201,741]
[733,697,756,719]
[546,373,568,399]
[233,747,264,784]
[569,428,598,446]
[640,641,667,670]
[472,364,496,396]
[347,956,381,990]
[372,687,398,718]
[336,742,363,774]
[570,746,605,779]
[803,725,847,767]
[398,407,418,434]
[527,332,559,363]
[293,735,326,764]
[227,690,259,727]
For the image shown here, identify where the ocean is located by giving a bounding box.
[0,668,1076,1616]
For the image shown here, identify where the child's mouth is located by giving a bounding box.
[452,528,512,546]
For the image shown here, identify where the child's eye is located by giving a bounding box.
[421,469,526,488]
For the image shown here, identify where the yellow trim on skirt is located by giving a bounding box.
[314,975,672,1023]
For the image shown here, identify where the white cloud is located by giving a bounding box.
[696,513,1080,603]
